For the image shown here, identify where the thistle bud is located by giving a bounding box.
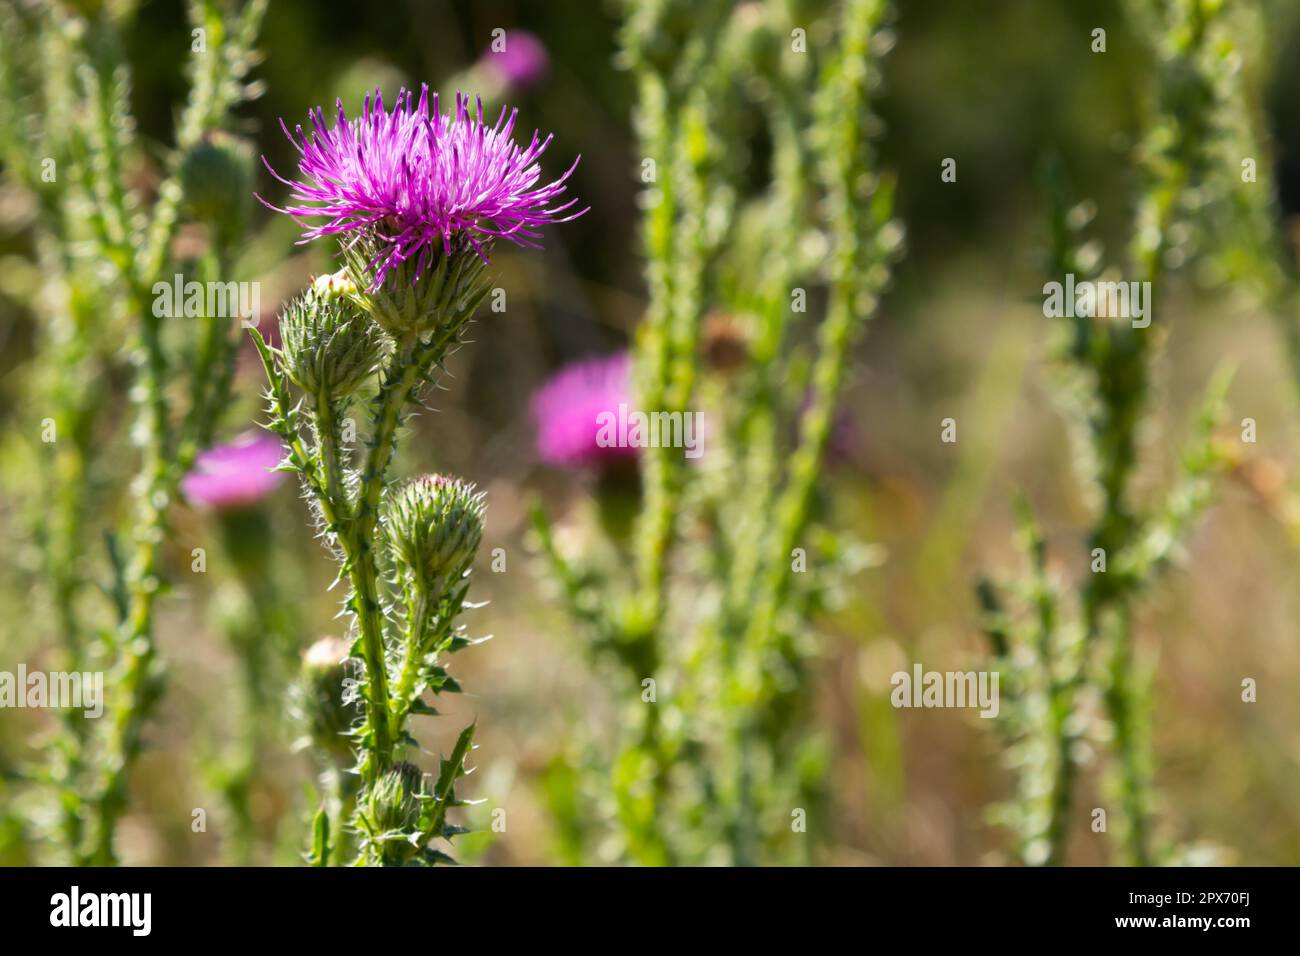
[311,269,358,300]
[299,636,361,762]
[340,231,493,336]
[383,475,486,590]
[364,761,426,835]
[178,131,255,243]
[279,274,391,398]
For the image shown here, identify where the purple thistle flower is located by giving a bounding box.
[260,86,586,289]
[481,31,550,92]
[531,352,637,468]
[182,432,285,510]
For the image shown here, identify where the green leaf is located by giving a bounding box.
[308,806,330,867]
[433,722,476,804]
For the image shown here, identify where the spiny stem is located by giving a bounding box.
[339,528,395,782]
[1104,606,1153,866]
[390,582,432,740]
[314,392,352,522]
[83,284,171,866]
[343,326,458,779]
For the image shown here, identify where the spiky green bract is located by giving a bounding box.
[365,762,426,834]
[341,232,493,336]
[178,130,255,244]
[355,761,426,866]
[279,274,392,399]
[384,475,486,592]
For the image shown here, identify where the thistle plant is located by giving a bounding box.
[532,0,900,865]
[254,87,583,865]
[0,0,265,864]
[979,0,1242,866]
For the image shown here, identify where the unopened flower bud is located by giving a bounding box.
[311,269,358,300]
[279,276,391,398]
[179,131,255,242]
[383,475,486,589]
[365,761,425,834]
[299,636,361,762]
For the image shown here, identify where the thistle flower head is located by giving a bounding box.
[383,475,486,589]
[261,86,586,290]
[182,432,285,509]
[530,351,637,468]
[279,270,391,397]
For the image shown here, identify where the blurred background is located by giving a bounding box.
[1,0,1300,865]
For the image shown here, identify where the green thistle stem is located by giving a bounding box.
[1103,606,1153,866]
[314,392,352,521]
[390,584,433,739]
[343,326,459,780]
[83,285,171,866]
[339,526,396,784]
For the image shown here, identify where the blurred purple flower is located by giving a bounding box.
[531,352,637,468]
[182,432,285,510]
[260,86,585,289]
[482,31,550,91]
